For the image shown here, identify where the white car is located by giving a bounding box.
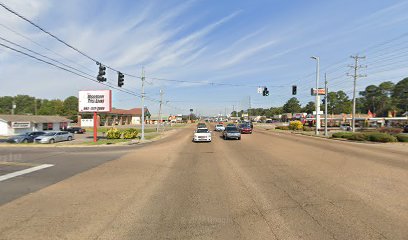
[215,124,225,131]
[193,128,212,142]
[34,131,74,144]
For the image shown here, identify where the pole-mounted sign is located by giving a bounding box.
[78,90,112,142]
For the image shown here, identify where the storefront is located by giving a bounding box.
[0,114,72,136]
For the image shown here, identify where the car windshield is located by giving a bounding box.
[43,132,56,136]
[216,124,223,127]
[196,129,209,133]
[226,127,239,132]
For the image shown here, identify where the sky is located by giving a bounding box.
[1,0,408,116]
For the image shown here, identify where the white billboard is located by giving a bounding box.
[78,90,112,112]
[11,122,31,128]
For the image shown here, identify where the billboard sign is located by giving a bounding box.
[79,90,112,112]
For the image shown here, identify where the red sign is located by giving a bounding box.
[311,88,326,95]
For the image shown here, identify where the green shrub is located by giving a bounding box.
[123,128,139,139]
[303,126,313,131]
[378,127,403,135]
[366,132,397,143]
[395,134,408,142]
[275,126,290,130]
[106,128,122,139]
[332,132,354,139]
[346,133,368,141]
[289,120,303,130]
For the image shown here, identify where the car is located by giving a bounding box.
[238,124,252,134]
[193,128,212,142]
[65,127,86,134]
[197,123,206,129]
[6,131,46,143]
[404,125,408,133]
[223,126,241,140]
[215,124,225,131]
[34,131,74,144]
[340,123,352,131]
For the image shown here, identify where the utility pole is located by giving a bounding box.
[348,55,366,132]
[34,98,37,115]
[141,67,145,140]
[248,96,251,121]
[324,73,328,137]
[157,89,163,132]
[11,100,16,115]
[311,56,320,135]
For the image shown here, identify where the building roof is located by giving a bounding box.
[110,108,150,116]
[0,114,72,123]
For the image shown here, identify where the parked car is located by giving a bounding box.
[223,126,241,140]
[193,128,212,142]
[340,123,352,131]
[215,124,225,131]
[6,131,46,143]
[238,124,252,134]
[66,127,86,134]
[34,131,73,144]
[404,125,408,133]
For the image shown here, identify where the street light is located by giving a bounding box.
[311,56,320,135]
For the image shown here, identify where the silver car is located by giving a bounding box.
[223,126,241,140]
[34,131,74,144]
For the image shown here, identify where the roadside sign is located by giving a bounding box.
[11,122,30,128]
[78,90,112,112]
[313,111,324,115]
[257,87,263,94]
[311,88,326,95]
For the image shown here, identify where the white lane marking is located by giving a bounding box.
[0,164,54,182]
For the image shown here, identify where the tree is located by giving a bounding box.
[392,77,408,114]
[63,96,78,120]
[327,90,352,114]
[0,96,13,114]
[359,81,396,116]
[282,97,301,114]
[302,101,315,114]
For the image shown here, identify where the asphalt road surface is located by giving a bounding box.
[0,125,407,239]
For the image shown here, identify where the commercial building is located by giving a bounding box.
[0,114,72,136]
[78,108,151,127]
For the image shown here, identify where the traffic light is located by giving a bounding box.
[322,98,326,104]
[118,72,124,87]
[262,87,269,96]
[292,85,297,95]
[97,64,107,82]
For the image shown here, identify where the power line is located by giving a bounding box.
[0,2,140,78]
[0,22,96,74]
[0,42,163,104]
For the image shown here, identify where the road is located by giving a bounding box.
[0,125,407,239]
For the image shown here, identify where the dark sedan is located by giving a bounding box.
[7,131,46,143]
[65,127,86,134]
